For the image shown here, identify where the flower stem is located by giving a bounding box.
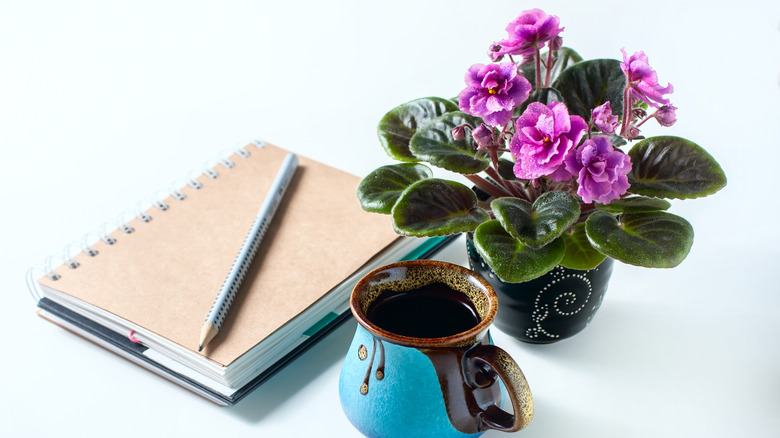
[620,85,631,137]
[464,174,511,199]
[484,165,526,200]
[544,48,555,87]
[635,114,651,128]
[534,47,542,90]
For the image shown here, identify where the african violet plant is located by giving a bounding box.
[357,9,726,283]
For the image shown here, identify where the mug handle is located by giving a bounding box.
[463,344,534,432]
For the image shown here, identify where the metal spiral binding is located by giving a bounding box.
[148,190,171,211]
[26,266,45,301]
[135,202,153,223]
[81,231,102,256]
[25,140,268,299]
[99,223,117,245]
[220,158,235,168]
[118,210,135,234]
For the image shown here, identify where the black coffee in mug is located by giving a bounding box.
[365,282,481,338]
[343,260,534,436]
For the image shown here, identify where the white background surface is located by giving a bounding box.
[2,1,779,437]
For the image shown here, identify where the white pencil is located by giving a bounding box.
[198,152,298,352]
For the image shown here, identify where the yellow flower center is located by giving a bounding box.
[488,88,497,95]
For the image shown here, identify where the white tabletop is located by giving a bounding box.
[3,1,778,437]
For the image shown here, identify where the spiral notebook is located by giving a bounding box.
[27,141,454,405]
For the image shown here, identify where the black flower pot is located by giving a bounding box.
[466,236,614,344]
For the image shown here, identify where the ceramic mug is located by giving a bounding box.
[339,260,533,438]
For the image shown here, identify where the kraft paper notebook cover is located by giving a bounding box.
[28,141,454,405]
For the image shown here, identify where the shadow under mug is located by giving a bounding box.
[338,260,533,438]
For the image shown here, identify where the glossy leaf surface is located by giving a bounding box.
[585,211,693,268]
[377,97,459,162]
[357,163,433,214]
[409,111,489,174]
[492,191,580,248]
[627,136,727,199]
[473,220,565,283]
[595,195,671,214]
[392,178,490,236]
[560,223,606,270]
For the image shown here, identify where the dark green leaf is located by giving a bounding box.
[377,97,459,162]
[595,195,671,214]
[357,163,433,214]
[496,158,517,180]
[551,58,625,120]
[515,87,564,116]
[392,178,490,236]
[491,191,580,248]
[560,223,606,270]
[606,133,627,148]
[627,136,727,199]
[522,47,584,89]
[473,220,565,283]
[585,211,694,268]
[409,111,489,174]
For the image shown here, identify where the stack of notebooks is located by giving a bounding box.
[28,142,454,405]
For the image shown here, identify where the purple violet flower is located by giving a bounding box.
[654,105,677,127]
[564,136,632,204]
[458,62,532,127]
[510,101,587,181]
[492,9,564,58]
[592,102,619,135]
[620,49,674,108]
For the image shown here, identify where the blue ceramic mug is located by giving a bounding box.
[339,260,533,437]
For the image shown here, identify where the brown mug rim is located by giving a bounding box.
[350,260,498,347]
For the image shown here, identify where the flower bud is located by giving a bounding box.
[632,108,647,120]
[451,125,466,141]
[487,43,504,62]
[654,105,677,127]
[472,124,493,149]
[550,36,563,51]
[592,102,619,135]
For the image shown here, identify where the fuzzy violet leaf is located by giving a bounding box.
[560,223,606,270]
[627,136,727,199]
[585,210,693,268]
[357,163,433,214]
[409,111,489,174]
[595,195,671,214]
[496,158,517,180]
[377,97,459,162]
[491,191,580,249]
[473,220,565,283]
[551,58,625,120]
[391,178,490,237]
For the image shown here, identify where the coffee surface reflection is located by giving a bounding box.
[365,282,480,338]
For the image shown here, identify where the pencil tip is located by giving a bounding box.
[198,345,203,352]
